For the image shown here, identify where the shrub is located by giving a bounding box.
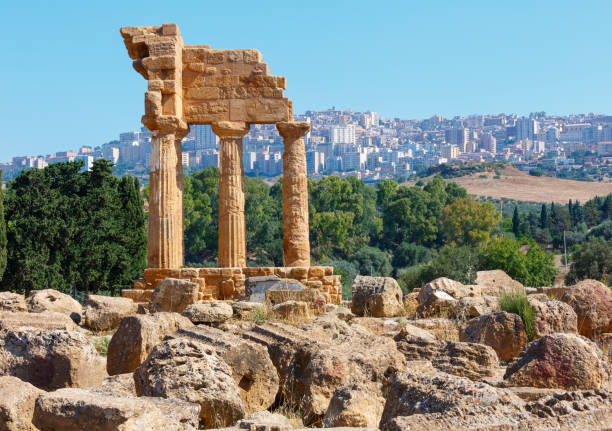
[499,292,535,341]
[251,306,268,324]
[92,336,111,356]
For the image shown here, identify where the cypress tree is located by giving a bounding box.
[540,204,548,229]
[0,171,6,281]
[512,206,521,237]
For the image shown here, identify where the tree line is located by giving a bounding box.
[0,161,146,295]
[0,163,610,297]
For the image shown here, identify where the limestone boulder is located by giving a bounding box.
[461,311,528,362]
[559,279,612,339]
[32,388,200,431]
[475,270,526,296]
[0,327,106,390]
[243,320,405,426]
[394,333,499,380]
[351,276,404,318]
[409,318,463,341]
[84,295,137,331]
[231,301,264,320]
[166,325,279,413]
[416,277,480,317]
[106,312,193,375]
[270,300,312,323]
[134,337,245,429]
[529,297,577,339]
[0,311,78,331]
[453,295,499,319]
[87,373,136,397]
[0,292,27,312]
[182,302,233,325]
[402,291,419,317]
[0,376,44,431]
[148,278,199,314]
[504,333,612,390]
[322,385,385,428]
[26,289,82,323]
[379,371,525,431]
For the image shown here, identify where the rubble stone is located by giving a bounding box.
[351,276,404,318]
[84,295,137,331]
[182,302,233,324]
[106,312,193,375]
[0,376,44,431]
[0,311,78,331]
[322,385,385,428]
[0,292,27,312]
[148,278,199,313]
[461,311,528,361]
[560,279,612,339]
[26,289,82,323]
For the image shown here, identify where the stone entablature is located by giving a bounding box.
[122,266,342,305]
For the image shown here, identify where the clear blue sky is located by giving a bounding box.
[1,0,611,162]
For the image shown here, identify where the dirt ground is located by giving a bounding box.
[415,166,612,203]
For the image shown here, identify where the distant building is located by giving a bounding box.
[440,144,459,159]
[481,134,497,154]
[597,141,612,156]
[445,128,469,152]
[192,125,218,149]
[306,151,324,175]
[329,125,356,145]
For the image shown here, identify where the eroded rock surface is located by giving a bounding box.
[182,302,233,325]
[0,375,44,431]
[322,384,385,428]
[0,292,27,312]
[0,311,78,331]
[106,312,193,375]
[351,276,404,318]
[26,289,82,323]
[148,278,199,314]
[529,297,577,339]
[461,311,528,362]
[560,279,612,339]
[84,295,137,332]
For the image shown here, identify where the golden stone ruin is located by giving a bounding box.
[120,24,341,304]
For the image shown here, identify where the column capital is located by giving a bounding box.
[212,121,250,138]
[276,121,310,139]
[142,115,190,138]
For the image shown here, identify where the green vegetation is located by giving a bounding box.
[92,336,111,356]
[0,171,6,281]
[251,306,268,324]
[1,161,146,295]
[566,237,612,285]
[499,292,535,341]
[418,161,507,179]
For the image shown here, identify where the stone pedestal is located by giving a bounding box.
[148,127,188,268]
[277,122,311,267]
[213,121,250,268]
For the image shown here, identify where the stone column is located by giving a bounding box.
[147,126,189,269]
[212,121,250,268]
[277,122,311,267]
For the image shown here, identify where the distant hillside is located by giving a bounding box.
[409,165,612,203]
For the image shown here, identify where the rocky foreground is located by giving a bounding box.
[0,271,611,430]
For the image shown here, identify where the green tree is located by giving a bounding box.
[540,204,548,229]
[440,197,500,247]
[350,246,392,277]
[0,171,6,281]
[512,206,520,237]
[480,237,555,286]
[391,241,436,270]
[566,237,612,285]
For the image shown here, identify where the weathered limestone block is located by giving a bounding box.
[88,373,136,397]
[475,270,526,296]
[394,332,500,380]
[148,278,199,313]
[266,288,326,313]
[213,121,250,269]
[84,295,138,331]
[0,292,27,312]
[559,279,612,339]
[416,278,480,317]
[351,276,404,317]
[270,300,312,323]
[322,385,385,428]
[461,311,528,362]
[234,411,293,431]
[26,289,82,323]
[408,318,464,342]
[528,297,577,339]
[0,311,78,331]
[454,295,499,319]
[0,376,44,431]
[106,312,193,375]
[379,371,525,431]
[277,122,311,267]
[135,337,245,428]
[166,325,279,413]
[504,333,612,390]
[0,328,106,390]
[33,388,200,431]
[182,302,233,324]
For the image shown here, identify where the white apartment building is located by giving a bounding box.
[329,125,356,145]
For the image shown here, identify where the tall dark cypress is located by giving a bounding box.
[540,204,548,229]
[512,206,520,237]
[0,171,6,281]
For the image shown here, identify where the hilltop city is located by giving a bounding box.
[3,109,612,184]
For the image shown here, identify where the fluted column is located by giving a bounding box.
[212,121,250,268]
[277,122,311,267]
[148,126,189,268]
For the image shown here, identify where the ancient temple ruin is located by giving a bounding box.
[119,24,341,304]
